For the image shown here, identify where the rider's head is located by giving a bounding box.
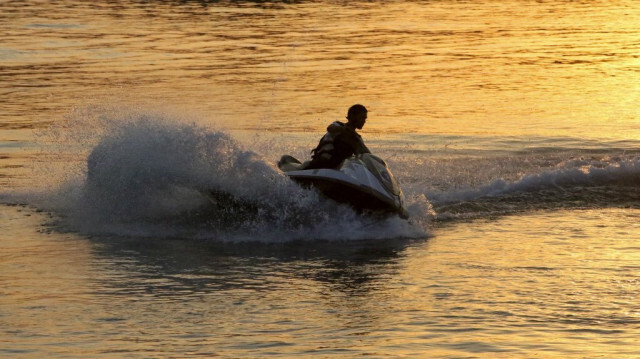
[346,104,367,130]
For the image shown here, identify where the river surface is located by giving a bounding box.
[2,0,640,357]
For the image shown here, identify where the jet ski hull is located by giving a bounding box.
[278,154,409,218]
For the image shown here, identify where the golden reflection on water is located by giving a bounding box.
[0,1,638,139]
[2,206,640,357]
[402,209,640,356]
[0,207,97,355]
[2,1,640,356]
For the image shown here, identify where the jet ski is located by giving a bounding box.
[278,153,409,219]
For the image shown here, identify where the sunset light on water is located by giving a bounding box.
[1,1,640,357]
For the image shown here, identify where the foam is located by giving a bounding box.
[420,154,640,220]
[428,157,640,204]
[17,107,427,242]
[9,106,639,237]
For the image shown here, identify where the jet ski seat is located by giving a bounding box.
[278,155,306,172]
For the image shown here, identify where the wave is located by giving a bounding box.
[10,107,426,242]
[3,106,639,238]
[423,156,640,219]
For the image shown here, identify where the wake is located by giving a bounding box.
[415,155,640,220]
[12,107,426,242]
[3,105,638,238]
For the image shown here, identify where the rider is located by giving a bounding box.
[303,104,371,169]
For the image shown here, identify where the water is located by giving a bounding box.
[2,0,640,357]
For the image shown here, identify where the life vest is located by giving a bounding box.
[311,121,344,161]
[308,121,369,169]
